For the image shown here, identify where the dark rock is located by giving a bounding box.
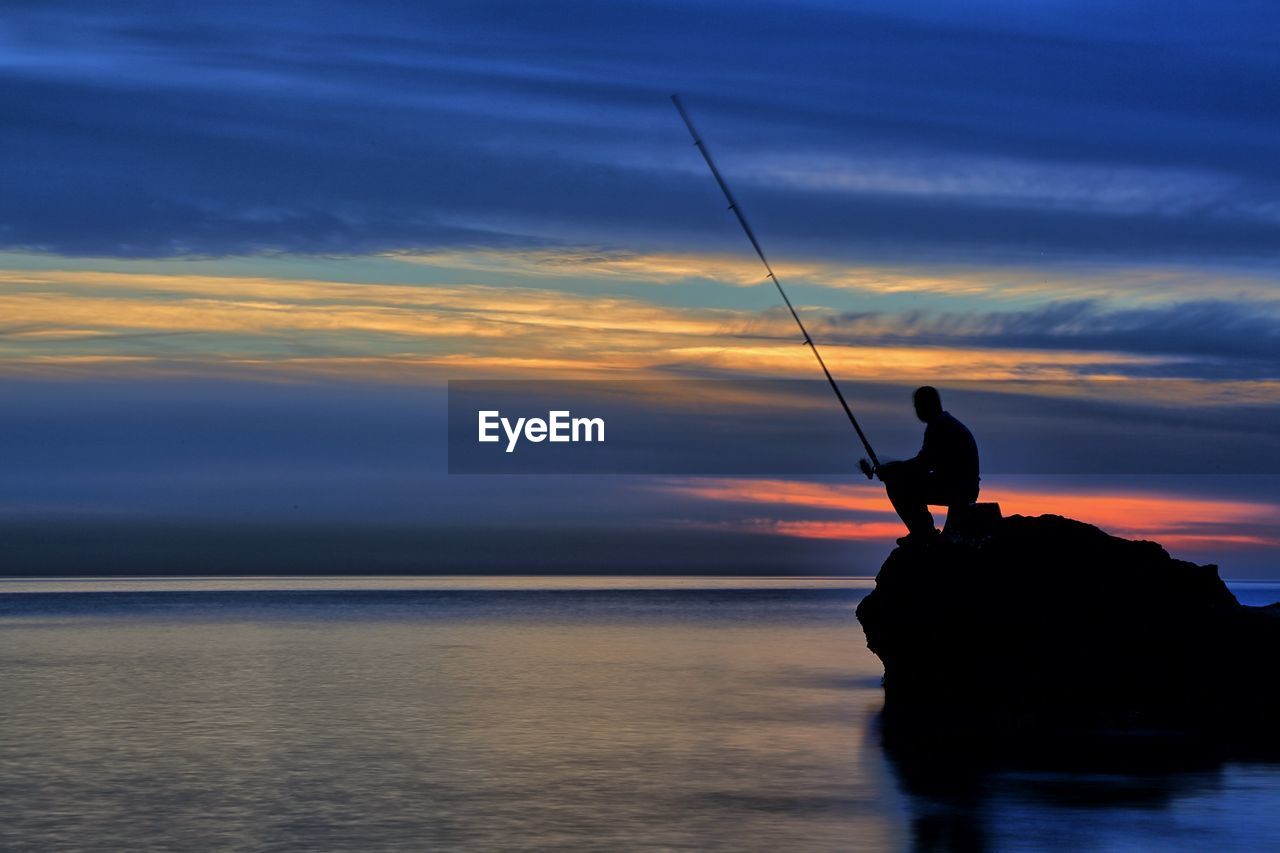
[941,501,1003,543]
[856,513,1280,735]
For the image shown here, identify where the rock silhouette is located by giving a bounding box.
[856,513,1280,737]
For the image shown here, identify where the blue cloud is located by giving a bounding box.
[814,299,1280,377]
[1,0,1278,262]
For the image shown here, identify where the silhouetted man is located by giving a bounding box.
[872,386,979,545]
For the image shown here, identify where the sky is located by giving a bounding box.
[1,0,1278,576]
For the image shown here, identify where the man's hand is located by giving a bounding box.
[876,460,902,482]
[858,458,876,480]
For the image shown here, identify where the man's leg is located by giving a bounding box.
[882,463,936,539]
[934,488,979,536]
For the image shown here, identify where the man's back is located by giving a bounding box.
[919,411,980,501]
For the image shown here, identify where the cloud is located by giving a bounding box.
[660,476,1280,553]
[2,374,1277,576]
[1,1,1278,263]
[0,266,1191,383]
[809,298,1280,378]
[0,267,752,377]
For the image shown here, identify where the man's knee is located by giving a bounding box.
[885,477,914,503]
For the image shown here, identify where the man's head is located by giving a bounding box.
[912,386,943,423]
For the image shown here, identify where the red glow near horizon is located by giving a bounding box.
[662,478,1280,550]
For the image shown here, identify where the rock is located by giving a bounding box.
[856,513,1280,735]
[941,501,1003,543]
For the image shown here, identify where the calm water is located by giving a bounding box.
[2,577,1279,852]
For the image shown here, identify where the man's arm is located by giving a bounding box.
[907,422,934,471]
[865,423,933,481]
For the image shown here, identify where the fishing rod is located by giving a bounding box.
[670,94,881,476]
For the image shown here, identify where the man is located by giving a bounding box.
[870,386,980,545]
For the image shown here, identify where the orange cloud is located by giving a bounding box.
[0,266,1182,385]
[659,477,1280,551]
[387,248,1280,303]
[3,264,1277,408]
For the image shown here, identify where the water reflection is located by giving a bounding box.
[3,581,1279,851]
[1,586,893,851]
[874,707,1280,851]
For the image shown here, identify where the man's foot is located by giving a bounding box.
[896,529,941,547]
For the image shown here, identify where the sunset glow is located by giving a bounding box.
[661,478,1280,552]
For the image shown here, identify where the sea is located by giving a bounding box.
[3,576,1279,852]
